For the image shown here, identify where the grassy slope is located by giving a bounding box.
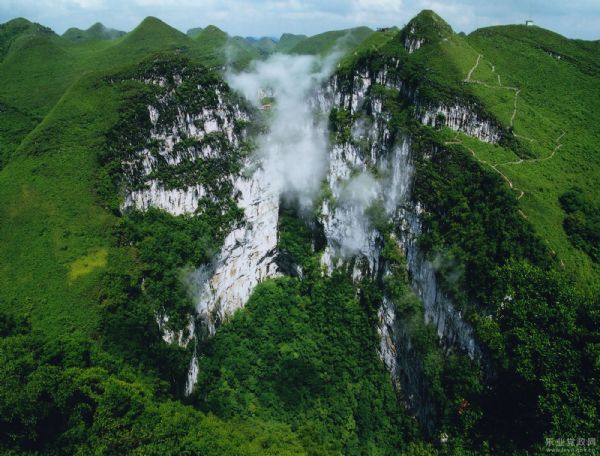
[338,28,399,69]
[466,26,600,286]
[0,17,236,338]
[0,18,55,60]
[0,73,122,339]
[404,15,600,287]
[0,17,239,167]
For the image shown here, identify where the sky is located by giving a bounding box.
[0,0,599,40]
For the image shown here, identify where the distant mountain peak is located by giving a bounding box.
[202,25,226,35]
[62,22,124,42]
[139,16,166,27]
[128,16,185,39]
[186,27,203,38]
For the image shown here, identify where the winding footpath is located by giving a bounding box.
[446,54,566,216]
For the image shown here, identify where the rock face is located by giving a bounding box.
[404,27,425,54]
[419,104,503,143]
[183,52,337,395]
[156,314,195,346]
[117,68,283,396]
[120,76,247,216]
[314,63,482,427]
[182,163,280,395]
[192,165,280,338]
[124,56,488,417]
[117,68,262,352]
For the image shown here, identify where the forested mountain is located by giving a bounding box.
[0,9,598,455]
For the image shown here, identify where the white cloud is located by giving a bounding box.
[227,51,341,209]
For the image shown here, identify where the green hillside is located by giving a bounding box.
[252,36,277,56]
[288,26,374,55]
[274,33,307,53]
[186,26,203,38]
[194,26,260,67]
[106,16,189,59]
[0,18,249,167]
[0,73,121,339]
[386,11,600,286]
[0,18,56,60]
[465,25,600,286]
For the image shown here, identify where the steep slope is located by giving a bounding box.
[400,9,452,52]
[341,10,600,287]
[0,17,55,60]
[0,24,75,165]
[0,56,310,454]
[313,11,599,450]
[102,16,188,60]
[183,11,598,452]
[0,22,69,114]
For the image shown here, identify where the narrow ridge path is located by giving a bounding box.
[465,54,482,82]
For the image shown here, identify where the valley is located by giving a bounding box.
[0,9,598,455]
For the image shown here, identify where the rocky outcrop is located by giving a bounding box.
[192,165,280,339]
[120,80,247,215]
[419,104,503,143]
[183,163,280,394]
[404,27,425,54]
[156,314,195,346]
[315,61,502,145]
[116,69,264,353]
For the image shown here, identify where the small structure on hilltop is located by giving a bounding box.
[377,27,391,32]
[525,20,534,26]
